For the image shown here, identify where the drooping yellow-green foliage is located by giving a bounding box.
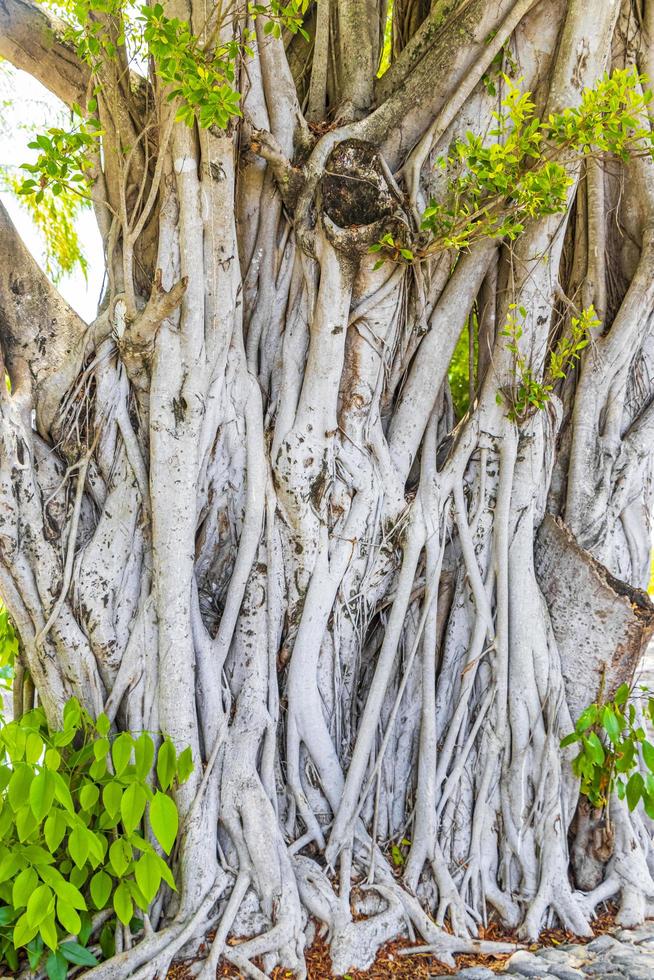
[5,175,90,284]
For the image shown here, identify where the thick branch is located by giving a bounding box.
[0,0,88,106]
[0,200,93,434]
[362,0,537,169]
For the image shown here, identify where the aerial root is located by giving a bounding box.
[83,878,225,980]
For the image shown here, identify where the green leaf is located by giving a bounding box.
[8,764,34,811]
[96,713,111,737]
[585,732,605,765]
[39,910,58,951]
[155,852,176,891]
[602,705,621,744]
[60,940,99,966]
[134,732,155,780]
[109,838,131,877]
[103,780,123,819]
[121,782,147,835]
[176,746,194,783]
[560,732,579,748]
[89,756,107,780]
[17,803,39,841]
[626,771,644,811]
[26,884,53,927]
[0,852,23,884]
[100,921,115,959]
[44,809,67,853]
[157,739,176,791]
[78,910,92,945]
[643,740,654,773]
[13,866,38,909]
[55,898,80,939]
[114,882,133,925]
[27,934,44,968]
[90,870,112,909]
[52,878,87,911]
[63,698,81,731]
[52,727,76,748]
[30,768,56,821]
[614,683,630,705]
[135,851,161,904]
[93,737,110,761]
[149,791,179,855]
[86,828,106,866]
[68,825,90,869]
[44,748,61,771]
[52,772,74,813]
[80,782,100,811]
[26,732,44,764]
[112,732,134,775]
[13,910,39,948]
[45,950,67,980]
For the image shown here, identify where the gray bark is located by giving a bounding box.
[2,0,654,976]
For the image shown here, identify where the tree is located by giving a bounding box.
[1,0,654,975]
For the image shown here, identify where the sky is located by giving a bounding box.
[0,67,104,323]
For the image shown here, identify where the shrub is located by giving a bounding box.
[561,682,654,819]
[0,697,191,977]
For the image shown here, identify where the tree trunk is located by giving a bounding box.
[2,0,654,976]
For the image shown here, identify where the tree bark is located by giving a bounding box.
[2,0,654,975]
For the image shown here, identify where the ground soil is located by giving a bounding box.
[166,905,619,979]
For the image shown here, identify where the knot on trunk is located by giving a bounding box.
[113,270,187,392]
[321,140,396,229]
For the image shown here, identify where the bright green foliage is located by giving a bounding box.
[17,113,101,203]
[420,69,653,253]
[17,1,310,205]
[369,231,414,269]
[496,304,597,422]
[448,314,478,418]
[251,1,310,39]
[141,2,308,128]
[140,3,244,129]
[561,683,654,818]
[371,68,653,264]
[0,608,17,694]
[0,699,192,977]
[390,836,411,868]
[499,303,597,420]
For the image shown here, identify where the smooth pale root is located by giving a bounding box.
[1,0,654,978]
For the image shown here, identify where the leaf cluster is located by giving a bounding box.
[4,174,90,284]
[140,4,243,130]
[0,698,192,978]
[17,111,101,203]
[561,683,654,817]
[497,304,597,422]
[370,68,654,264]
